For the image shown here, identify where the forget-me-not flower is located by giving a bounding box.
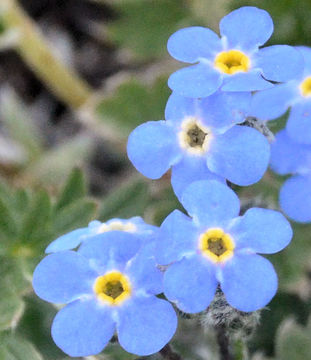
[33,231,177,357]
[270,129,311,222]
[127,91,269,198]
[45,216,157,253]
[167,6,303,98]
[251,47,311,144]
[155,180,292,313]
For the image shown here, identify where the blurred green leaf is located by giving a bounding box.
[53,198,97,235]
[55,168,86,211]
[99,177,149,220]
[275,317,311,360]
[106,0,193,60]
[97,76,170,136]
[0,333,43,360]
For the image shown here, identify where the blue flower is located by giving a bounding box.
[46,216,157,253]
[167,6,303,98]
[155,180,292,313]
[33,231,177,357]
[127,91,270,198]
[270,129,311,222]
[251,47,311,144]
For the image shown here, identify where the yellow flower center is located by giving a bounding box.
[97,221,137,234]
[300,76,311,97]
[199,228,235,263]
[94,271,131,305]
[214,50,250,75]
[178,117,212,155]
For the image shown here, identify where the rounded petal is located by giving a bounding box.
[230,208,292,253]
[200,91,251,130]
[280,175,311,223]
[270,130,311,175]
[171,156,225,201]
[52,299,115,357]
[221,70,274,92]
[164,255,218,313]
[168,63,222,98]
[127,121,180,179]
[165,92,196,125]
[78,232,141,270]
[219,6,273,51]
[45,228,90,254]
[221,253,278,312]
[167,26,221,63]
[250,82,298,120]
[181,180,240,226]
[33,251,96,304]
[156,209,198,265]
[255,45,304,82]
[125,249,163,295]
[117,296,177,356]
[286,102,311,144]
[207,126,270,185]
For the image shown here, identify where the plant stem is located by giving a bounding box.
[216,326,233,360]
[159,344,183,360]
[0,0,92,110]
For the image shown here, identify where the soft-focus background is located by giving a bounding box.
[1,0,311,359]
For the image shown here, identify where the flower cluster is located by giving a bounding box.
[33,6,296,358]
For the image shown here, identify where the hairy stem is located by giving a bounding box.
[216,326,233,360]
[159,344,183,360]
[0,0,92,110]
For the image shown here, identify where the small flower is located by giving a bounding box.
[127,91,269,198]
[45,216,157,253]
[251,47,311,145]
[155,180,292,313]
[270,129,311,222]
[167,6,303,98]
[33,231,177,357]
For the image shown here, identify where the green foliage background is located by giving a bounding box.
[1,0,311,359]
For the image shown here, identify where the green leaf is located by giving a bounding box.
[97,76,170,136]
[275,317,311,360]
[53,198,97,235]
[55,168,86,211]
[98,177,149,221]
[106,0,193,60]
[0,333,43,360]
[0,195,17,239]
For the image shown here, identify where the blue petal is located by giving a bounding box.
[270,130,311,175]
[117,296,177,356]
[251,82,299,120]
[220,253,278,312]
[286,102,311,144]
[125,248,163,295]
[230,208,292,253]
[33,251,96,304]
[181,180,240,226]
[280,175,311,223]
[168,63,222,98]
[221,70,274,92]
[78,232,141,271]
[297,46,311,75]
[52,299,115,357]
[45,228,91,254]
[171,156,225,201]
[255,45,304,82]
[127,121,180,179]
[156,209,198,265]
[200,91,251,130]
[165,92,196,126]
[219,6,273,52]
[207,126,270,185]
[167,26,221,63]
[163,255,217,313]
